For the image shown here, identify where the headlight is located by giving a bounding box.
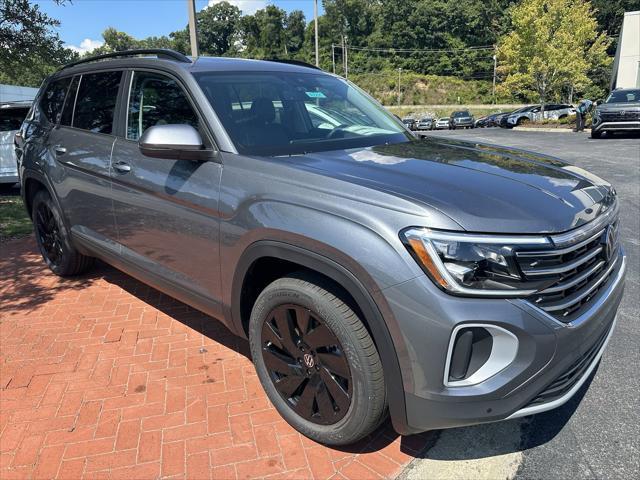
[401,228,550,297]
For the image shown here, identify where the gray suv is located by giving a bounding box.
[16,50,626,446]
[591,88,640,138]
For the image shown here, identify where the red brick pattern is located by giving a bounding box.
[1,237,432,479]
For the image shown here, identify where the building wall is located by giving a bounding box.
[611,11,640,90]
[0,84,40,103]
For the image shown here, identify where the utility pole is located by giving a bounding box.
[331,44,336,74]
[314,0,319,67]
[344,36,348,79]
[397,68,402,106]
[187,0,199,58]
[341,36,345,76]
[492,51,497,104]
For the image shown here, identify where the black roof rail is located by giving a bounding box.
[62,48,191,70]
[266,58,321,70]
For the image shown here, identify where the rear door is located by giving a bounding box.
[49,70,123,246]
[109,69,223,316]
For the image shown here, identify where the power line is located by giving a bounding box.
[344,45,495,54]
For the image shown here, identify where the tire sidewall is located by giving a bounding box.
[249,278,379,445]
[32,190,75,276]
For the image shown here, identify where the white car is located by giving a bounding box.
[505,104,575,127]
[435,117,450,129]
[1,102,31,186]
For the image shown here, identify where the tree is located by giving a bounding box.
[590,0,640,36]
[497,0,611,110]
[0,0,78,86]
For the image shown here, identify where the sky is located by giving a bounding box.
[36,0,324,53]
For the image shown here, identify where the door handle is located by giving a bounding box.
[113,161,131,174]
[54,146,67,156]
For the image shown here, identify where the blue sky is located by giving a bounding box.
[37,1,324,53]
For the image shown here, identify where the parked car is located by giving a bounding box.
[402,117,417,130]
[499,106,537,128]
[1,101,31,186]
[505,104,575,128]
[450,110,475,129]
[415,117,434,130]
[434,117,450,129]
[475,112,502,128]
[591,88,640,138]
[17,49,626,446]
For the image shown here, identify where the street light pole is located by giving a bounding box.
[397,67,402,106]
[492,53,497,104]
[331,44,335,74]
[314,0,319,67]
[187,0,199,58]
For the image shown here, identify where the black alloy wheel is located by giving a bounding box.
[35,201,64,267]
[261,304,352,425]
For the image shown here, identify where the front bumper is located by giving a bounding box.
[382,249,626,432]
[592,120,640,132]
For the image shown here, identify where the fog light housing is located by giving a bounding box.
[444,324,518,387]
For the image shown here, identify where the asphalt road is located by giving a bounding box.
[405,129,639,479]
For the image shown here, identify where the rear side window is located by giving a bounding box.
[60,76,80,127]
[126,71,199,141]
[0,107,30,131]
[40,77,71,123]
[73,71,122,134]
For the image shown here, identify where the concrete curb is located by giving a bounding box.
[512,127,580,133]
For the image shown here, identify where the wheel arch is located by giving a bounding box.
[231,240,413,435]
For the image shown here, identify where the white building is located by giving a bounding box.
[610,11,640,90]
[0,84,39,103]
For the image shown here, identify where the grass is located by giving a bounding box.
[0,192,32,242]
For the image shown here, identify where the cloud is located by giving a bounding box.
[207,0,267,15]
[67,38,104,54]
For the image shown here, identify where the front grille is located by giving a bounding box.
[600,111,640,122]
[524,320,612,408]
[516,220,619,322]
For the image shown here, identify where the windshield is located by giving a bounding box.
[193,71,409,156]
[606,89,640,103]
[452,111,470,118]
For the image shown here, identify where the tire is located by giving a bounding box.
[32,190,94,276]
[591,129,602,139]
[249,272,386,445]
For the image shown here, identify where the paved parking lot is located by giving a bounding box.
[1,129,638,479]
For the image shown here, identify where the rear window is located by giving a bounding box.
[72,71,122,134]
[0,107,30,131]
[40,77,71,123]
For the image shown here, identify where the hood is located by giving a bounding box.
[597,102,640,112]
[277,138,614,234]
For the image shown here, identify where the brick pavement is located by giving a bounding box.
[0,237,433,479]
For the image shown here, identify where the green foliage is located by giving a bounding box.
[0,0,77,87]
[497,0,612,108]
[0,195,32,242]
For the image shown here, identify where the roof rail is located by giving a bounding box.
[62,48,191,70]
[266,58,321,70]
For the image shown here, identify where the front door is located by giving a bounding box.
[110,70,223,316]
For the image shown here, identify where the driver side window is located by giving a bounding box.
[127,71,199,141]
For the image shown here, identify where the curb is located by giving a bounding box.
[512,127,582,133]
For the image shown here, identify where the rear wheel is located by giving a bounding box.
[32,190,94,276]
[249,272,386,445]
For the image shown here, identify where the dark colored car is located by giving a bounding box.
[16,49,626,446]
[475,113,501,128]
[591,88,640,138]
[450,110,475,129]
[402,117,417,130]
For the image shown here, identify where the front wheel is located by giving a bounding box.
[32,190,94,276]
[249,272,386,445]
[591,129,602,139]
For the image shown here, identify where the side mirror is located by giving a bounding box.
[139,124,213,161]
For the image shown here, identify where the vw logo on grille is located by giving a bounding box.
[303,353,315,368]
[602,225,616,262]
